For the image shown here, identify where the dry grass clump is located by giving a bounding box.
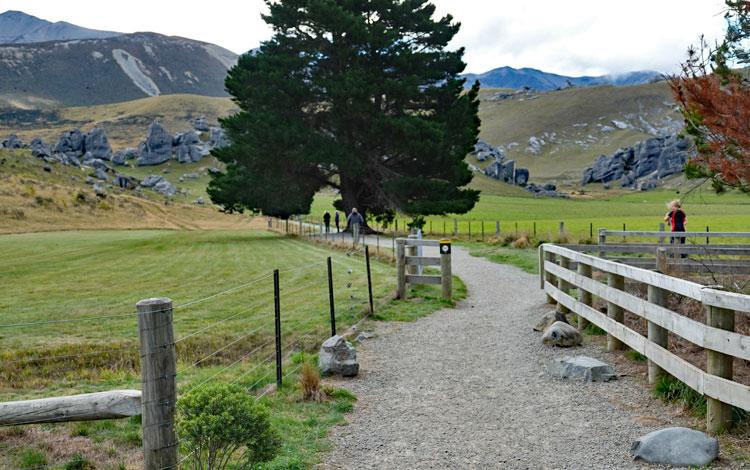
[511,235,531,249]
[299,362,324,402]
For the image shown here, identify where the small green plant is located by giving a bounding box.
[653,375,707,416]
[177,383,280,469]
[16,448,47,469]
[625,350,647,362]
[73,191,87,205]
[583,323,606,336]
[63,453,95,470]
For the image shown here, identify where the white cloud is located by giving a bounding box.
[3,0,729,76]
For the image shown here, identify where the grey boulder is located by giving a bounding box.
[30,138,52,158]
[112,148,139,166]
[319,335,359,377]
[137,121,173,166]
[631,427,718,467]
[153,179,177,196]
[174,131,203,163]
[141,175,164,188]
[2,134,23,149]
[54,129,85,157]
[542,321,582,347]
[550,356,616,382]
[84,127,112,161]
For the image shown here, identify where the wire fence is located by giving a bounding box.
[0,239,381,469]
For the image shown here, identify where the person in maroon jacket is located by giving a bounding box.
[664,200,687,257]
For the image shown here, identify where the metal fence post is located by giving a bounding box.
[273,269,282,389]
[327,258,336,336]
[365,246,374,315]
[137,298,177,470]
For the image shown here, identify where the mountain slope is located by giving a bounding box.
[0,32,238,106]
[0,10,119,44]
[463,66,662,91]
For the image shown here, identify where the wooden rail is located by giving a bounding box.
[0,391,141,426]
[396,238,451,299]
[540,243,750,433]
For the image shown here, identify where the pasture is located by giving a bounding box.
[0,229,448,468]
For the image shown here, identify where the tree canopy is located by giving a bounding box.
[669,0,750,192]
[208,0,481,220]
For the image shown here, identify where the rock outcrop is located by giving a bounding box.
[582,134,693,190]
[1,134,23,149]
[137,121,173,166]
[472,139,531,188]
[54,129,85,157]
[83,127,113,161]
[174,131,204,163]
[111,148,139,166]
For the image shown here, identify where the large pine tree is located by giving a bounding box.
[208,0,481,221]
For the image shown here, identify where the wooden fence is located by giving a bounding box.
[539,243,750,433]
[395,238,452,300]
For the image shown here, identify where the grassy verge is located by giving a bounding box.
[463,242,539,274]
[373,276,467,323]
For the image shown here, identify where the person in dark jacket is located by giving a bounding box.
[347,208,365,244]
[664,200,687,257]
[323,211,331,233]
[334,211,341,233]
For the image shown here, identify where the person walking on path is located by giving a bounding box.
[334,211,341,233]
[665,200,687,257]
[323,211,331,233]
[347,208,365,245]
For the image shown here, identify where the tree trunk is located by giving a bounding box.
[339,175,374,234]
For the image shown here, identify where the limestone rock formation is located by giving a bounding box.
[112,148,139,166]
[54,129,85,157]
[174,131,204,163]
[1,134,23,149]
[83,127,112,161]
[582,134,692,190]
[137,121,173,166]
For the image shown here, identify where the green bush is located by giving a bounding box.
[16,448,47,469]
[177,383,280,469]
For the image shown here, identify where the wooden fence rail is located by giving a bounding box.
[540,243,750,433]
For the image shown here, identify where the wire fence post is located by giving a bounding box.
[707,226,710,245]
[273,269,282,389]
[365,246,374,315]
[481,221,484,240]
[137,297,177,470]
[495,221,500,237]
[453,218,458,237]
[327,258,336,336]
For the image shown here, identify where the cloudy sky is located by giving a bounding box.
[4,0,728,76]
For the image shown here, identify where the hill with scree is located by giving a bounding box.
[0,10,238,107]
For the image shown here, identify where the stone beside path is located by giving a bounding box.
[321,244,694,469]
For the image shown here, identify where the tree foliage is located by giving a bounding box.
[669,1,750,192]
[208,0,481,219]
[176,383,280,469]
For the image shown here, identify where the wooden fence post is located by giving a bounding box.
[137,298,177,470]
[556,254,570,315]
[495,221,500,236]
[453,219,458,236]
[606,274,625,351]
[647,285,668,383]
[706,303,735,433]
[538,245,545,290]
[440,241,452,300]
[658,223,665,245]
[406,235,417,275]
[396,240,406,299]
[656,247,669,274]
[544,250,557,304]
[559,221,565,234]
[577,262,592,332]
[598,228,606,259]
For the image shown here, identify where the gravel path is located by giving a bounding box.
[322,246,671,469]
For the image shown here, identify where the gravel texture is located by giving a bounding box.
[322,246,673,469]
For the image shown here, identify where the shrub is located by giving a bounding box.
[511,236,531,249]
[653,375,707,416]
[177,383,280,469]
[299,362,323,402]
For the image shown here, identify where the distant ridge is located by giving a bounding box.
[0,10,239,107]
[0,10,119,44]
[462,66,663,91]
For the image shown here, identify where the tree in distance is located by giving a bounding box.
[208,0,481,226]
[670,0,750,193]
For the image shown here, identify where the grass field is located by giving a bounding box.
[0,229,462,468]
[311,180,750,240]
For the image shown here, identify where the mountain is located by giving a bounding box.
[0,10,119,44]
[462,66,663,91]
[0,10,238,107]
